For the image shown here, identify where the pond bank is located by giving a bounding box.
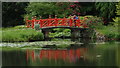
[95,25,120,41]
[0,41,76,48]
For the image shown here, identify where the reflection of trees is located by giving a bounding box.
[2,50,27,66]
[95,44,117,66]
[72,38,95,45]
[116,44,120,67]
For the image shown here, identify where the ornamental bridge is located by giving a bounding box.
[25,15,90,39]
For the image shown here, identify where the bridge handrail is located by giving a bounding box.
[25,18,88,28]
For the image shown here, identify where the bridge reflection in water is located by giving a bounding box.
[26,48,87,63]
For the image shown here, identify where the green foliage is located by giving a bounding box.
[113,17,119,26]
[34,24,40,30]
[80,16,104,29]
[95,2,116,21]
[80,15,119,40]
[116,2,120,15]
[2,2,28,27]
[49,28,71,38]
[24,2,96,19]
[79,2,95,15]
[96,25,119,39]
[13,25,27,29]
[1,27,44,42]
[24,2,72,19]
[113,1,120,26]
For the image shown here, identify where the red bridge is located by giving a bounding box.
[25,17,88,29]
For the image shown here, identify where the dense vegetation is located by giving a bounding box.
[1,26,44,42]
[98,1,120,40]
[2,2,117,27]
[2,2,28,27]
[2,2,120,42]
[24,2,116,23]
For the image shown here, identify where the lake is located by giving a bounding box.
[1,39,120,67]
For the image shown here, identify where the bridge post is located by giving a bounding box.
[25,16,29,28]
[69,18,73,27]
[71,29,81,40]
[49,15,51,18]
[31,16,36,29]
[55,15,58,27]
[40,16,42,19]
[80,28,94,39]
[55,15,57,18]
[42,29,52,40]
[39,16,42,28]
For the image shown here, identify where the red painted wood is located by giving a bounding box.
[26,18,88,28]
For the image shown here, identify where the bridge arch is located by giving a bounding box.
[41,27,89,40]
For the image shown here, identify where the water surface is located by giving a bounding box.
[1,41,120,67]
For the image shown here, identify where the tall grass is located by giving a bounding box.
[1,28,44,42]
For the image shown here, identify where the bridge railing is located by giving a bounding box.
[25,16,88,29]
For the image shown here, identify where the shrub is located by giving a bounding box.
[34,24,40,30]
[1,28,44,42]
[49,28,71,38]
[82,16,104,29]
[14,25,27,29]
[96,25,119,40]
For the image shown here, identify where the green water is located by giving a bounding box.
[1,41,120,67]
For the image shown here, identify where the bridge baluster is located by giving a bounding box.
[69,18,73,27]
[25,16,29,28]
[49,15,51,18]
[31,17,34,28]
[48,15,52,26]
[55,18,58,27]
[34,16,37,20]
[39,16,42,19]
[40,20,43,28]
[76,19,80,27]
[31,16,36,29]
[39,16,42,28]
[55,15,58,27]
[64,17,67,26]
[55,15,57,18]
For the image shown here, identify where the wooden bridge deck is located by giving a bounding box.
[41,26,88,29]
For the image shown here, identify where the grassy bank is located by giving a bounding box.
[0,26,44,42]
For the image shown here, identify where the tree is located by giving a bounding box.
[24,2,73,19]
[113,1,120,26]
[2,2,28,27]
[116,2,120,15]
[78,2,95,15]
[95,2,116,24]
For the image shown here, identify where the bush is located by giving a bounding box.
[13,25,27,29]
[96,25,119,40]
[24,2,72,19]
[1,28,44,42]
[34,24,40,30]
[82,16,104,29]
[49,28,71,38]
